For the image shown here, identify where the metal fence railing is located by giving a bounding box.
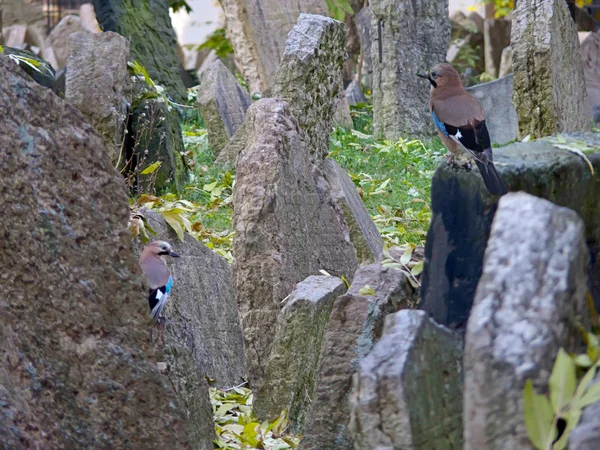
[30,0,89,33]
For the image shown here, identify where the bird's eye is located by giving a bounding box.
[161,245,167,250]
[431,71,438,77]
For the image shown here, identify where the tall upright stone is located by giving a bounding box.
[233,98,359,391]
[464,193,589,450]
[218,0,328,95]
[197,59,252,156]
[92,0,186,103]
[483,18,511,78]
[371,0,450,139]
[0,53,189,448]
[66,31,130,166]
[512,0,591,138]
[354,6,373,88]
[272,14,347,160]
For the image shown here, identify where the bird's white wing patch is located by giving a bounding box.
[455,129,462,139]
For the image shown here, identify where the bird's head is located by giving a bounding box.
[417,63,462,89]
[144,240,180,258]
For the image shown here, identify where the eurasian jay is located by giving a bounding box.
[417,63,508,196]
[139,240,180,324]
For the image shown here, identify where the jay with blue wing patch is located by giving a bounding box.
[417,63,508,196]
[139,240,180,324]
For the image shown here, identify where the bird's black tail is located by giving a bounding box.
[475,159,508,196]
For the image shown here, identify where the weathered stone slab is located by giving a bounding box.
[92,0,186,103]
[255,276,347,433]
[65,31,130,165]
[512,0,591,138]
[569,375,600,450]
[345,79,367,105]
[483,18,511,78]
[233,98,359,391]
[300,263,416,450]
[218,0,327,94]
[371,0,450,139]
[498,45,513,77]
[197,59,252,156]
[349,310,463,450]
[466,74,517,145]
[134,210,246,389]
[48,15,94,70]
[420,132,600,329]
[580,31,600,122]
[464,192,589,450]
[322,158,383,263]
[354,6,373,88]
[272,14,347,160]
[0,53,189,448]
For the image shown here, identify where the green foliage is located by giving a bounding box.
[548,135,600,176]
[380,244,423,288]
[169,0,192,13]
[211,386,299,449]
[326,0,354,21]
[523,331,600,449]
[198,28,234,59]
[480,0,513,18]
[0,45,44,73]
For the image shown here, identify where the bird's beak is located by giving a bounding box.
[170,251,180,258]
[416,72,429,80]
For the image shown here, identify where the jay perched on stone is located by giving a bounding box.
[417,63,508,196]
[139,240,180,324]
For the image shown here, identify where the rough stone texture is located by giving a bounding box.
[420,132,600,329]
[197,59,252,156]
[233,98,359,391]
[348,310,463,450]
[300,263,417,450]
[580,31,600,122]
[512,0,592,139]
[218,0,327,94]
[0,53,189,449]
[483,18,511,78]
[371,0,450,139]
[0,0,45,26]
[272,14,347,161]
[465,74,518,145]
[2,46,55,88]
[322,158,383,264]
[92,0,186,103]
[134,210,246,388]
[498,45,513,77]
[334,90,354,129]
[65,31,130,165]
[464,192,589,450]
[569,375,600,450]
[345,80,367,105]
[354,6,373,88]
[47,15,93,70]
[255,276,347,433]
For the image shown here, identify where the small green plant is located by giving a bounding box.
[0,45,43,73]
[326,0,354,21]
[198,27,234,59]
[169,0,192,13]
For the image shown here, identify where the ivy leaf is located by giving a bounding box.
[162,212,185,241]
[549,348,576,413]
[140,161,162,175]
[523,379,555,450]
[574,377,600,409]
[411,260,424,277]
[400,245,414,265]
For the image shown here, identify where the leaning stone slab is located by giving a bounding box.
[419,132,600,329]
[349,310,463,450]
[464,192,589,450]
[465,74,517,145]
[0,53,189,449]
[134,209,246,389]
[233,98,359,391]
[66,31,130,165]
[92,0,186,103]
[255,276,347,433]
[300,263,417,450]
[512,0,591,138]
[569,374,600,450]
[345,79,367,105]
[272,14,348,161]
[48,14,94,69]
[197,59,252,156]
[218,0,328,94]
[322,158,383,264]
[371,0,450,139]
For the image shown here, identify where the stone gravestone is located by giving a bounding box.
[218,0,328,94]
[300,263,417,450]
[254,276,347,433]
[66,31,130,166]
[272,14,348,161]
[465,74,518,145]
[48,14,95,69]
[483,18,511,78]
[371,0,450,139]
[354,6,373,89]
[464,192,589,450]
[233,98,359,391]
[197,59,252,156]
[92,0,186,104]
[512,0,591,138]
[349,310,463,450]
[0,53,189,448]
[580,31,600,123]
